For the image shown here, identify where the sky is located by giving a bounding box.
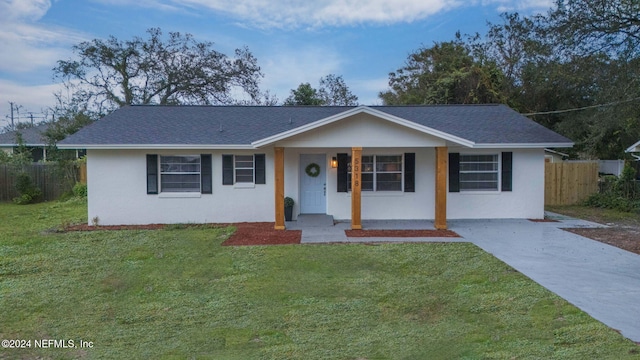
[0,0,553,129]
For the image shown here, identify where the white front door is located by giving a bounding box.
[299,154,326,214]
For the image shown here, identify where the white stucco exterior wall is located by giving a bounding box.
[85,116,546,225]
[87,149,274,225]
[282,147,436,221]
[447,148,545,219]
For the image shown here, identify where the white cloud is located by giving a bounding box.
[92,0,185,13]
[91,0,554,29]
[166,0,465,28]
[0,0,51,21]
[0,79,62,128]
[260,45,344,101]
[351,77,389,105]
[260,48,387,105]
[484,0,553,13]
[0,0,86,73]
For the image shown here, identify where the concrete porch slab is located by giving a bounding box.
[288,214,335,228]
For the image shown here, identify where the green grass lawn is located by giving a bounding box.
[1,201,638,359]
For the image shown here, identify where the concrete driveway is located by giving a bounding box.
[449,215,640,343]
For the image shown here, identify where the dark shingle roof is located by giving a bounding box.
[0,123,50,146]
[59,104,572,147]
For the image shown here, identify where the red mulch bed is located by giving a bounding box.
[221,222,301,246]
[64,223,462,244]
[345,229,460,238]
[528,218,560,223]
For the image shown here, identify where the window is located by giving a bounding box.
[234,155,254,183]
[222,154,266,185]
[348,155,403,191]
[160,155,201,192]
[459,154,498,191]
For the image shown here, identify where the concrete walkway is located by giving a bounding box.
[288,213,640,343]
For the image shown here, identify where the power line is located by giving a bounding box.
[521,96,640,116]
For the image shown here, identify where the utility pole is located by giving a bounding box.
[29,113,34,125]
[9,101,15,129]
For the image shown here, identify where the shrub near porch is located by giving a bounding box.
[0,201,637,359]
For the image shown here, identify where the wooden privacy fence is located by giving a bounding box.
[545,161,599,206]
[0,163,84,202]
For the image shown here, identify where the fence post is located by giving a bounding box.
[80,163,87,184]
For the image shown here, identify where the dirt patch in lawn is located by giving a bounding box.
[66,224,168,231]
[345,229,460,238]
[221,222,301,246]
[564,227,640,255]
[547,206,640,256]
[65,222,301,246]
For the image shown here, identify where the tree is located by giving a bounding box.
[54,28,263,113]
[284,75,358,106]
[549,0,640,55]
[379,36,506,105]
[318,74,358,106]
[535,0,640,158]
[467,9,640,159]
[43,111,94,161]
[0,133,42,204]
[283,83,324,105]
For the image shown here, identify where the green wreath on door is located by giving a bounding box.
[305,163,321,177]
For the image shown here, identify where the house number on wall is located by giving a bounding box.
[353,158,360,187]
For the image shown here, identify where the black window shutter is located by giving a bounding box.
[337,153,348,192]
[201,154,212,194]
[254,154,266,184]
[448,153,460,193]
[222,155,234,185]
[146,154,158,194]
[501,152,513,192]
[404,152,415,192]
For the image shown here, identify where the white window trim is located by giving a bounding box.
[234,155,256,185]
[158,192,202,198]
[159,155,202,194]
[459,153,500,193]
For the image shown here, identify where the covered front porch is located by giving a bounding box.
[272,146,450,231]
[249,107,473,231]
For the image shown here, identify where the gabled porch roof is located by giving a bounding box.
[251,106,473,148]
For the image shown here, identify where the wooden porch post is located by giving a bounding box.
[274,147,285,230]
[351,147,362,230]
[435,146,448,230]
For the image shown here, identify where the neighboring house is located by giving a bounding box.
[625,141,640,178]
[58,105,573,229]
[544,148,568,163]
[0,123,86,161]
[626,140,640,158]
[0,123,51,161]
